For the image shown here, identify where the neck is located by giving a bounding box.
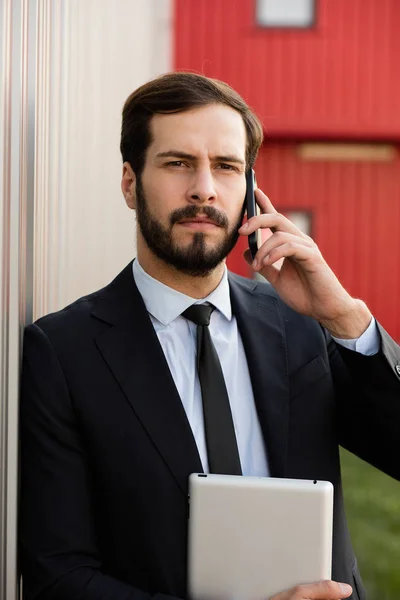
[136,242,226,299]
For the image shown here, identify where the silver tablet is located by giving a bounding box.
[188,474,333,600]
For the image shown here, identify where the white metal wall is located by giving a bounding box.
[34,0,173,318]
[0,1,172,597]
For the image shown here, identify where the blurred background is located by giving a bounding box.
[1,0,399,598]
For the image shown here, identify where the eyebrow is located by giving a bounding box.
[155,150,245,165]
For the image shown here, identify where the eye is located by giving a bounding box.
[216,163,237,171]
[166,161,185,168]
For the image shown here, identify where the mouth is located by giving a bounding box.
[177,218,221,230]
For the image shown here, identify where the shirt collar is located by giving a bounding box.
[132,259,232,326]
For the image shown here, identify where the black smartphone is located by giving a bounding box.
[245,169,258,260]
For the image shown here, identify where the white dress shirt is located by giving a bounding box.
[132,260,380,475]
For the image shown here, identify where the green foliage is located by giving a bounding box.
[340,448,400,599]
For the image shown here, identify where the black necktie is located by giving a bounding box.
[182,304,242,476]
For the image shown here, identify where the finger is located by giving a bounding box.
[291,579,353,599]
[270,579,352,599]
[252,232,314,268]
[254,188,278,215]
[257,262,281,287]
[243,248,281,286]
[239,212,309,240]
[255,243,317,272]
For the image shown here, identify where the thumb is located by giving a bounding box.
[243,249,253,265]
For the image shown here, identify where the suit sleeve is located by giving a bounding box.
[326,321,400,481]
[20,324,183,600]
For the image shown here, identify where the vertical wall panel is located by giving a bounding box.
[0,0,36,597]
[174,0,400,139]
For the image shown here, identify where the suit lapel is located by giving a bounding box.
[91,264,289,490]
[229,274,289,477]
[92,263,202,497]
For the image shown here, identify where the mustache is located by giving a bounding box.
[169,205,229,229]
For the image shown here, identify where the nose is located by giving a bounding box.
[186,168,217,204]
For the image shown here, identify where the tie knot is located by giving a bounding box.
[182,304,214,326]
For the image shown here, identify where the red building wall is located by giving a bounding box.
[175,0,400,139]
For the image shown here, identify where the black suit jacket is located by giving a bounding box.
[20,263,400,600]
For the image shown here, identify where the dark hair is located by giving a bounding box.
[120,72,264,176]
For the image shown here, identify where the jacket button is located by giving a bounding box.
[395,365,400,377]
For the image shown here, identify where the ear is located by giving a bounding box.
[121,162,137,209]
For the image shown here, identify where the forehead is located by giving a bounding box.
[148,104,247,159]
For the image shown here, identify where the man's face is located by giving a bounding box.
[128,104,248,276]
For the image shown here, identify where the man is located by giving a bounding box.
[20,72,400,600]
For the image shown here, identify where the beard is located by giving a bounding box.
[135,178,245,277]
